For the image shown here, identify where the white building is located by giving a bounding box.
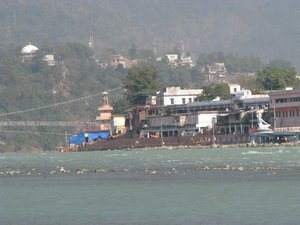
[156,86,203,107]
[142,111,217,138]
[110,54,127,69]
[207,62,227,81]
[145,96,157,106]
[233,90,253,100]
[228,84,241,94]
[21,42,38,63]
[165,54,178,63]
[179,55,195,68]
[164,54,194,68]
[43,54,56,66]
[112,115,126,135]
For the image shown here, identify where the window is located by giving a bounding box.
[275,98,287,103]
[235,114,240,121]
[182,98,186,104]
[189,98,192,103]
[170,98,174,105]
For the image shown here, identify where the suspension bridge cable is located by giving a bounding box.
[0,130,66,135]
[0,86,123,117]
[0,92,102,117]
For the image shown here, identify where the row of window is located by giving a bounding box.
[275,96,300,103]
[275,108,300,118]
[170,98,193,104]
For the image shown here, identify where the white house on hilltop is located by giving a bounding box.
[228,84,241,94]
[165,54,178,63]
[43,54,56,66]
[21,42,57,66]
[156,86,203,107]
[21,42,38,63]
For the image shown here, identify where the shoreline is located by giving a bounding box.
[121,141,300,152]
[1,141,299,154]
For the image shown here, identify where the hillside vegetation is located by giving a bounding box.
[0,41,298,152]
[1,0,300,152]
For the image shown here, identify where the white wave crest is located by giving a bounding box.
[242,151,274,155]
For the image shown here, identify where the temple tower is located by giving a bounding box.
[96,91,113,131]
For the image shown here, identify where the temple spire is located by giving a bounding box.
[95,91,113,131]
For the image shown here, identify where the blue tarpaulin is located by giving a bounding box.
[69,130,110,145]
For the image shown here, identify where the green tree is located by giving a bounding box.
[137,49,155,61]
[31,49,49,74]
[112,97,131,114]
[235,75,261,94]
[268,59,294,69]
[123,65,161,105]
[256,66,297,90]
[196,52,263,73]
[196,83,231,102]
[196,52,222,68]
[57,42,93,60]
[225,54,263,73]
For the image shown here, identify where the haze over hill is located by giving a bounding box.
[0,0,300,70]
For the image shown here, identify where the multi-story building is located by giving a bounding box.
[165,54,178,64]
[110,54,127,69]
[228,84,242,94]
[269,87,300,130]
[179,55,194,68]
[43,54,56,66]
[156,86,203,107]
[164,54,194,68]
[140,111,217,138]
[207,62,227,81]
[112,115,126,135]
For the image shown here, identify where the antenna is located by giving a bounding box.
[6,25,11,43]
[153,39,157,57]
[88,35,94,49]
[181,39,185,58]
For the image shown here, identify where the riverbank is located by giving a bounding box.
[121,140,300,152]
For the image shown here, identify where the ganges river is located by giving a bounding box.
[1,146,300,225]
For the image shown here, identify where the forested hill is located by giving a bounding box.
[0,0,300,70]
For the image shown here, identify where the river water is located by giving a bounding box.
[1,146,300,225]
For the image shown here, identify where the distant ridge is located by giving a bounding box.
[0,0,300,70]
